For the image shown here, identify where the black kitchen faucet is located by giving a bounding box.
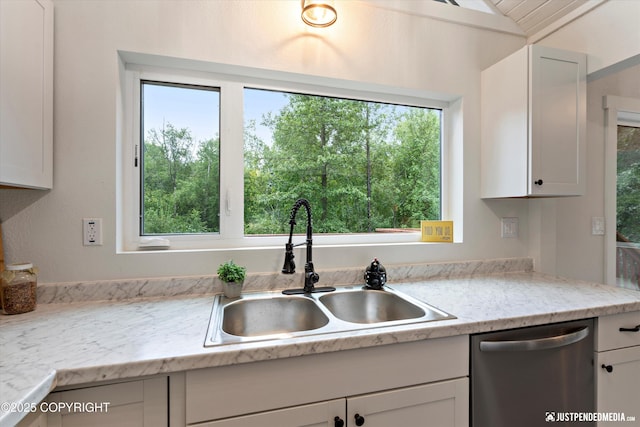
[281,198,335,295]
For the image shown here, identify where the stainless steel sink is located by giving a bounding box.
[222,297,329,337]
[205,285,455,347]
[319,289,426,323]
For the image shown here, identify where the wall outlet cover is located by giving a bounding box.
[83,218,103,246]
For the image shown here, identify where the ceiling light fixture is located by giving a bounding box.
[301,0,337,28]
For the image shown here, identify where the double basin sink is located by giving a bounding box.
[205,285,455,346]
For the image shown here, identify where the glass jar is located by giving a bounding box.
[1,263,38,314]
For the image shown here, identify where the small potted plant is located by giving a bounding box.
[217,260,246,298]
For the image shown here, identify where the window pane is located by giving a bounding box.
[616,124,640,289]
[141,81,220,235]
[244,88,441,235]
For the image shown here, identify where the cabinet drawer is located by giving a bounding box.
[597,311,640,351]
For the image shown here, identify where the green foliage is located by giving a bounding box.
[391,109,441,228]
[142,94,442,237]
[244,93,442,234]
[617,125,640,242]
[142,122,220,234]
[217,260,246,283]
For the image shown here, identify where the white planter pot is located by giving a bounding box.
[222,280,243,298]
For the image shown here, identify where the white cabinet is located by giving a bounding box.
[481,45,586,198]
[200,379,468,427]
[194,399,344,427]
[16,411,48,427]
[596,311,640,426]
[185,336,469,426]
[45,377,168,427]
[347,378,468,427]
[0,0,53,189]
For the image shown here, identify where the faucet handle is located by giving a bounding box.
[308,271,319,284]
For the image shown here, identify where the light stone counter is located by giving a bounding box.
[1,258,639,426]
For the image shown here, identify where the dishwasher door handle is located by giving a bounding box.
[480,326,589,352]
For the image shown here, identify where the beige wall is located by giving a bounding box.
[554,63,640,283]
[0,0,528,282]
[0,0,637,284]
[537,0,640,74]
[533,0,640,282]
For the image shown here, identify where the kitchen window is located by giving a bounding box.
[140,81,221,235]
[243,88,442,235]
[119,59,452,251]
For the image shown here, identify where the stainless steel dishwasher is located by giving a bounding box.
[471,318,595,427]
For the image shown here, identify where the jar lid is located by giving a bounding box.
[6,263,33,270]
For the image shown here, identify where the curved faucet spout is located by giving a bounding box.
[281,198,334,294]
[282,198,312,275]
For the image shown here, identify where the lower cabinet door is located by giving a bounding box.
[16,411,48,427]
[196,399,344,427]
[596,346,640,426]
[45,377,168,427]
[347,378,469,427]
[195,378,469,427]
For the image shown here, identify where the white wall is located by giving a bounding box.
[531,0,640,283]
[536,0,640,74]
[3,0,638,284]
[0,0,533,283]
[554,63,640,283]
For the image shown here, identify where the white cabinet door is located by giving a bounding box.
[46,378,168,427]
[596,346,640,426]
[17,411,48,427]
[195,399,344,427]
[529,45,586,197]
[481,45,586,198]
[196,379,469,427]
[186,336,468,424]
[0,0,53,189]
[347,378,469,427]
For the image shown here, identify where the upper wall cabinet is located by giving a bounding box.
[0,0,53,189]
[481,45,586,198]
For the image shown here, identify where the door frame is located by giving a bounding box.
[603,95,640,285]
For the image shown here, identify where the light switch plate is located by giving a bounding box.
[501,217,518,238]
[592,217,605,235]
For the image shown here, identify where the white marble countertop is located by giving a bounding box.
[1,260,640,426]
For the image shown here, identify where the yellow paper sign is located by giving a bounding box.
[421,221,453,243]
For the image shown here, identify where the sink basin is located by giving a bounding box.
[205,286,455,347]
[222,297,329,337]
[319,289,425,323]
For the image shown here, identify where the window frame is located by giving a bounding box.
[139,79,223,236]
[120,60,452,252]
[603,95,640,285]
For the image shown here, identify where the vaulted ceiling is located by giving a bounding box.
[484,0,600,37]
[368,0,607,41]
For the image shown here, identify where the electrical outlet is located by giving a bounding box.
[83,218,103,246]
[501,217,518,238]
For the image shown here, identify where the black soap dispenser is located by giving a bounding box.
[364,258,387,290]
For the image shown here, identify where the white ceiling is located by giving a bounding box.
[484,0,597,37]
[364,0,608,41]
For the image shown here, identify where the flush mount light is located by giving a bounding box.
[301,0,337,28]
